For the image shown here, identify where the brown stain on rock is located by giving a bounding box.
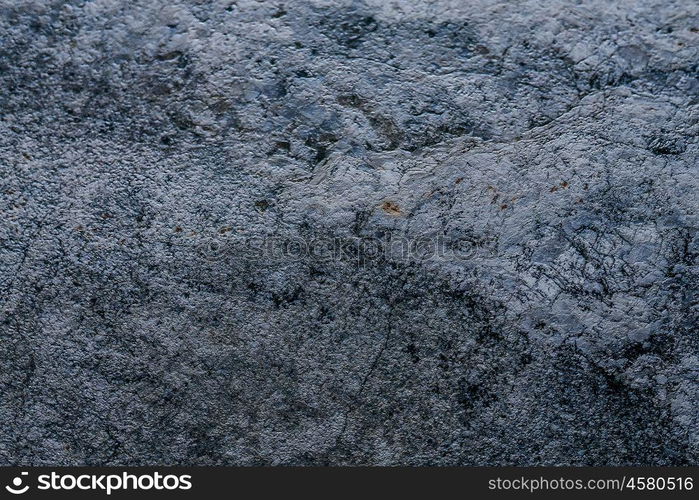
[381,201,403,216]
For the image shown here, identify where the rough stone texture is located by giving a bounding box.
[1,0,697,465]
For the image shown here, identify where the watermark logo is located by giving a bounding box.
[194,233,495,265]
[5,472,29,495]
[36,472,192,495]
[3,472,193,495]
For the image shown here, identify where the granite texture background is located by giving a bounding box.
[0,0,697,465]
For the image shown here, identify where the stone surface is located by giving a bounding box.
[0,0,697,465]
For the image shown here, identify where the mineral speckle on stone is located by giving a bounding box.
[0,0,697,465]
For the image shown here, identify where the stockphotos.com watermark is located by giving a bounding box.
[4,471,192,495]
[195,233,496,265]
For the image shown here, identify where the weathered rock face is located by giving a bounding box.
[0,0,697,465]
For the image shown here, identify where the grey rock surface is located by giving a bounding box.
[0,0,697,465]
